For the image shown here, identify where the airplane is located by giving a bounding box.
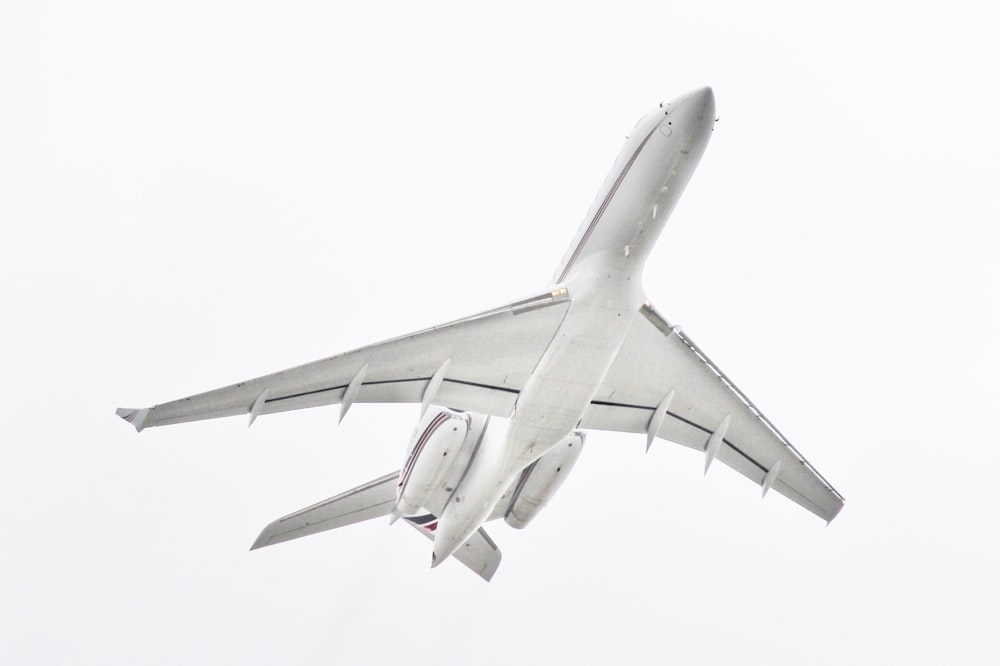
[117,87,844,581]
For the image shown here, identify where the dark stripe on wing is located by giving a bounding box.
[589,399,768,473]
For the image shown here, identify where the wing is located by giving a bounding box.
[581,303,844,522]
[117,290,571,431]
[251,472,399,549]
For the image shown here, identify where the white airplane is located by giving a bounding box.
[117,87,843,581]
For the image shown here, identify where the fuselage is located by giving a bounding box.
[430,88,717,564]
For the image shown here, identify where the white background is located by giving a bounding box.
[2,1,998,663]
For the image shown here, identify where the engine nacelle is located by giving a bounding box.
[396,408,470,517]
[504,431,585,529]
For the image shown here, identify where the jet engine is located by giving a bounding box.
[504,431,585,529]
[395,408,471,517]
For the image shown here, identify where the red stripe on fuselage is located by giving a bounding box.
[398,412,450,493]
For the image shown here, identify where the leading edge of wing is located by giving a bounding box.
[116,289,571,431]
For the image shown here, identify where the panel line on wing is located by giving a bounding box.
[266,377,521,406]
[265,378,425,404]
[589,398,767,473]
[444,378,520,395]
[639,304,845,503]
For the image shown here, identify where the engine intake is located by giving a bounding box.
[395,408,470,517]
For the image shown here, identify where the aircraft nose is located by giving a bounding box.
[660,86,715,139]
[692,86,714,113]
[673,86,715,121]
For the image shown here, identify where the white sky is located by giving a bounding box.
[2,1,998,663]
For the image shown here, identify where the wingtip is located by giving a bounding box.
[250,520,281,550]
[479,551,501,582]
[249,532,271,551]
[116,407,150,433]
[826,500,846,526]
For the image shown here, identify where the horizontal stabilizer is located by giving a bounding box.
[404,517,502,582]
[251,471,399,549]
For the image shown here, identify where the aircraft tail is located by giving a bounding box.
[402,514,502,582]
[251,471,502,581]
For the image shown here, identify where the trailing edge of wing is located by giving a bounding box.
[117,290,571,431]
[582,303,845,522]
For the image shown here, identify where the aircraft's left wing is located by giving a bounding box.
[581,303,844,522]
[117,290,571,431]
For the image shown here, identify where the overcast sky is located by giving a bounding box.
[2,1,998,663]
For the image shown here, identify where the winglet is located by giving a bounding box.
[116,407,151,433]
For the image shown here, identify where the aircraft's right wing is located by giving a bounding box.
[117,289,571,432]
